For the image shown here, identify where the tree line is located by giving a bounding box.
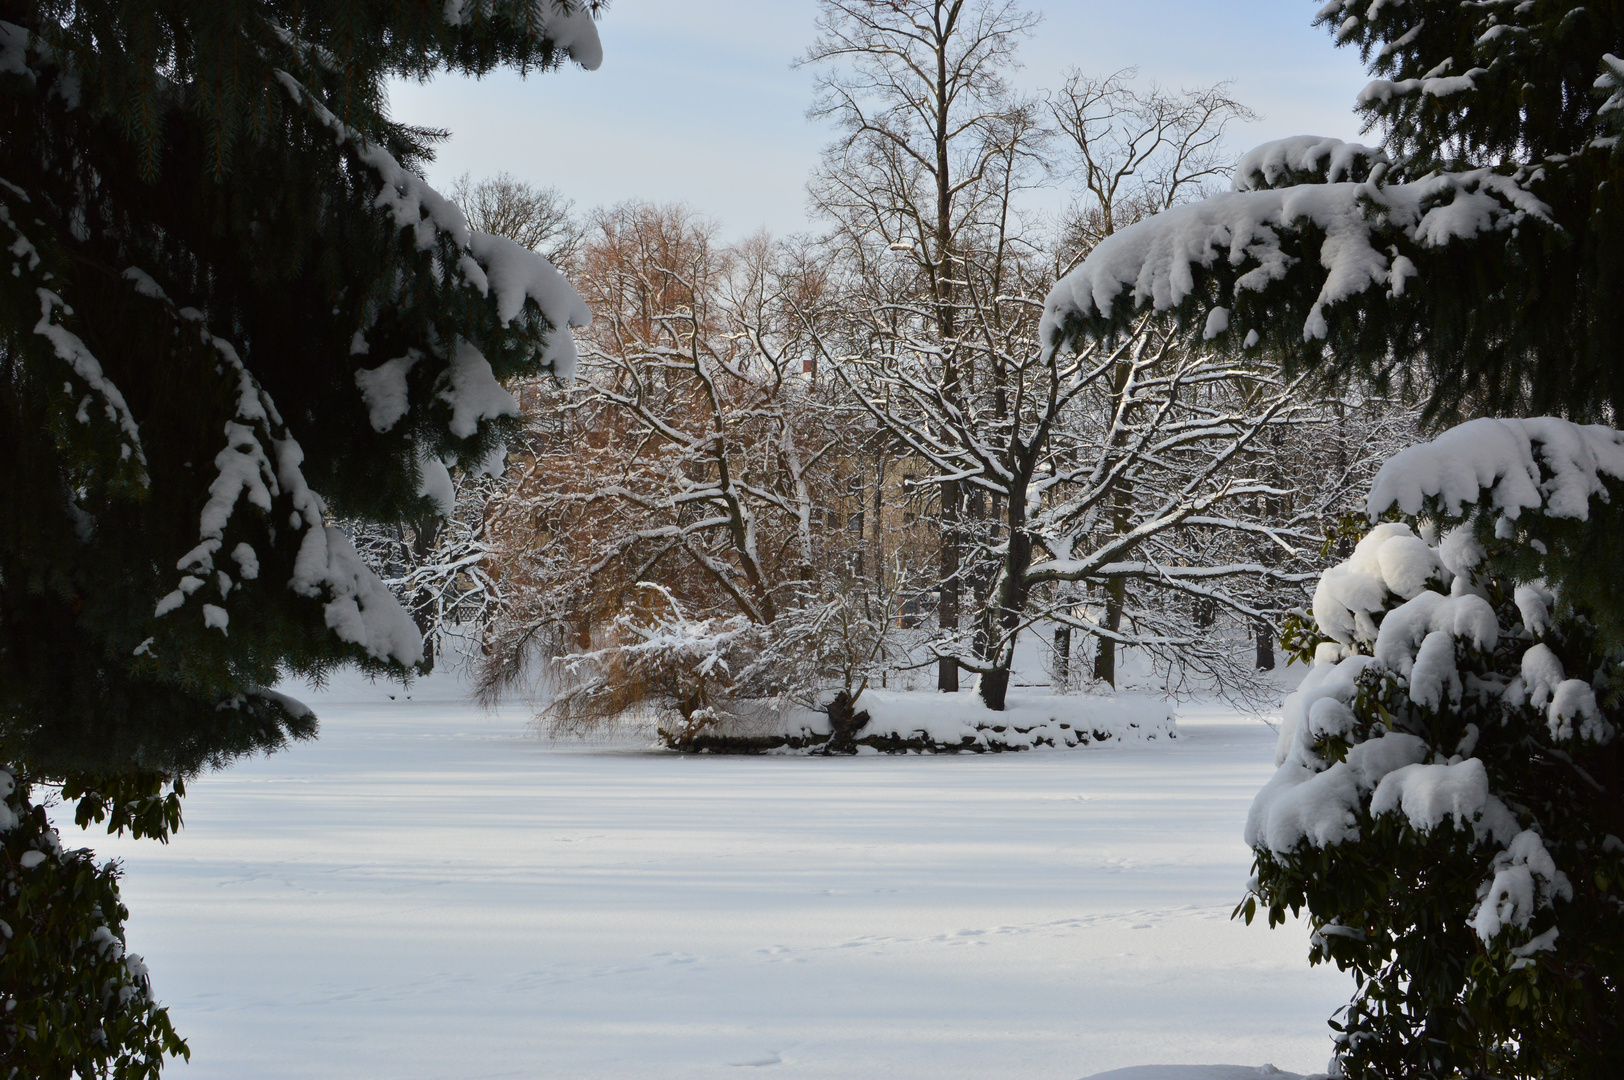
[396,4,1417,737]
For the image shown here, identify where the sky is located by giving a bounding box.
[389,1,1374,240]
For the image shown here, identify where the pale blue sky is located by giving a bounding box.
[390,1,1373,238]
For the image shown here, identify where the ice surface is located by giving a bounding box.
[64,671,1348,1080]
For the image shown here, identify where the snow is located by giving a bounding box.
[415,451,457,517]
[1599,54,1624,116]
[1470,830,1572,944]
[354,351,421,432]
[1368,759,1518,843]
[32,287,148,470]
[1233,137,1388,192]
[1520,643,1565,708]
[230,543,260,581]
[0,20,27,78]
[468,231,593,371]
[1547,679,1610,743]
[1512,581,1553,636]
[1358,68,1487,106]
[1310,523,1445,646]
[1371,589,1498,676]
[441,0,603,71]
[61,670,1348,1080]
[1040,163,1548,351]
[439,339,520,438]
[1405,630,1460,710]
[1367,416,1624,523]
[293,525,424,664]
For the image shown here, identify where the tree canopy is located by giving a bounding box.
[0,0,597,781]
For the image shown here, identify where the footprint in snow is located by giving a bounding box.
[730,1053,782,1067]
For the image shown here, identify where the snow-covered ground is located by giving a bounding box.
[63,670,1349,1080]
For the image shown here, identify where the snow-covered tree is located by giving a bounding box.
[1244,419,1624,1079]
[343,171,587,670]
[346,469,504,672]
[1041,4,1624,425]
[805,61,1412,710]
[0,1,598,1068]
[479,204,905,742]
[1027,8,1624,1073]
[801,0,1042,693]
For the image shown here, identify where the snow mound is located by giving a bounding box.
[1081,1066,1318,1080]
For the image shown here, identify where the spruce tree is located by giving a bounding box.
[1041,5,1624,1076]
[1,1,598,1070]
[1043,0,1624,424]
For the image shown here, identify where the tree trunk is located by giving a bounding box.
[938,476,960,692]
[1255,620,1275,672]
[978,523,1033,712]
[979,668,1010,712]
[410,516,442,672]
[825,690,870,754]
[1092,575,1126,687]
[1053,626,1071,691]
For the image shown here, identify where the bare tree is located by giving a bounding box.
[1049,70,1257,270]
[452,171,585,269]
[479,203,910,740]
[800,0,1041,692]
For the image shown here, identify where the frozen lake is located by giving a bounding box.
[68,675,1348,1079]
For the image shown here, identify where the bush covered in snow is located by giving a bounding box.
[1241,418,1624,1079]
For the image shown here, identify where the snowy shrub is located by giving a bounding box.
[543,586,771,745]
[539,581,905,750]
[1,767,188,1078]
[1241,418,1624,1079]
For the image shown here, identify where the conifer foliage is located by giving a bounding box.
[1,1,599,1071]
[1037,2,1624,1075]
[1043,1,1624,424]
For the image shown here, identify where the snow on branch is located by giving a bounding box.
[1040,137,1550,349]
[31,287,148,470]
[130,271,423,667]
[1,186,148,477]
[1234,135,1390,191]
[1367,416,1624,523]
[441,0,604,71]
[272,68,591,379]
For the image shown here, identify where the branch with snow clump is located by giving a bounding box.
[1,185,147,477]
[125,271,424,667]
[1040,136,1549,350]
[272,69,590,380]
[441,0,604,71]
